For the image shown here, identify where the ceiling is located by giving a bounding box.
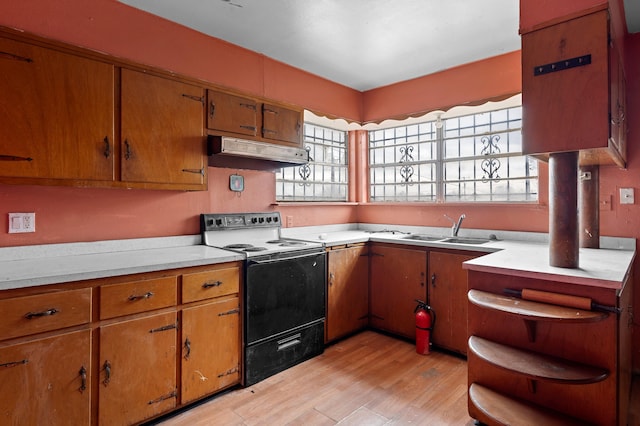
[118,0,520,91]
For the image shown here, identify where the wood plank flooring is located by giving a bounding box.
[152,331,475,425]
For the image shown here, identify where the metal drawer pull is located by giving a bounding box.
[0,51,33,62]
[148,390,177,405]
[128,292,154,301]
[239,102,256,111]
[218,308,239,317]
[79,366,87,393]
[202,280,222,289]
[24,308,58,319]
[181,93,204,103]
[0,359,28,368]
[149,323,178,333]
[239,125,257,131]
[102,360,111,386]
[0,155,33,162]
[182,167,205,176]
[217,366,238,378]
[277,333,301,351]
[103,136,111,158]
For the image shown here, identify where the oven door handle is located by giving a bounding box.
[247,251,323,265]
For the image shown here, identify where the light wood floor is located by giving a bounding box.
[152,331,475,425]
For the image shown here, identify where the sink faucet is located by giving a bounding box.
[444,214,466,236]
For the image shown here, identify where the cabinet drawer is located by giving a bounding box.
[182,267,240,303]
[0,288,92,341]
[100,276,177,320]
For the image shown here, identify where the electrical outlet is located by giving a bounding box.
[286,216,293,227]
[620,188,635,205]
[8,212,36,233]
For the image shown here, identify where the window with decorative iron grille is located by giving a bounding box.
[276,123,348,201]
[369,104,538,202]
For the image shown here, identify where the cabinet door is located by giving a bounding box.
[99,311,177,426]
[522,10,608,155]
[0,38,115,180]
[206,89,258,137]
[326,245,369,342]
[370,245,427,339]
[181,297,240,403]
[262,103,302,146]
[429,251,476,354]
[0,329,91,425]
[120,69,205,187]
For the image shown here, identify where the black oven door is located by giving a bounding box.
[244,248,326,345]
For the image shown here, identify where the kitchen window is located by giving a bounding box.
[369,99,538,202]
[276,123,348,201]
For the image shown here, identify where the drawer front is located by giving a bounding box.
[0,288,92,341]
[100,276,177,320]
[182,267,240,303]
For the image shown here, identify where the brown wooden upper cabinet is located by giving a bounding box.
[120,69,206,189]
[0,37,115,181]
[522,9,626,167]
[206,89,303,147]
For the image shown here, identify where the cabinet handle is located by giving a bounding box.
[184,337,191,360]
[102,360,111,386]
[202,280,222,289]
[79,366,87,393]
[124,140,132,160]
[148,390,177,405]
[218,308,240,317]
[263,107,278,115]
[0,155,33,162]
[181,93,204,103]
[239,102,257,111]
[239,125,257,132]
[128,291,154,301]
[0,50,33,63]
[24,308,58,319]
[0,359,28,368]
[431,274,436,287]
[149,322,178,333]
[182,167,205,176]
[262,128,277,135]
[329,272,335,286]
[209,101,216,118]
[217,366,238,378]
[103,136,111,158]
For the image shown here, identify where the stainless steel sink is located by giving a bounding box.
[402,234,444,242]
[441,237,491,245]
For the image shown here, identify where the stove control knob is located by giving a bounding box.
[266,217,272,223]
[251,217,258,224]
[215,219,223,226]
[259,217,265,223]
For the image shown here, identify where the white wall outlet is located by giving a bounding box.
[286,215,293,227]
[8,212,36,233]
[620,188,635,205]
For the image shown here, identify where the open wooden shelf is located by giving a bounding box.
[469,336,609,384]
[468,383,592,426]
[468,289,608,323]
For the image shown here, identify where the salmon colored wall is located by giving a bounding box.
[361,51,522,124]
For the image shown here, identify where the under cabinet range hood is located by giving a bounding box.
[207,135,308,170]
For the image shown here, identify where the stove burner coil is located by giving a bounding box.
[224,243,254,249]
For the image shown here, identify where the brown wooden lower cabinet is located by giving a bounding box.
[0,261,242,426]
[369,244,427,339]
[428,251,477,355]
[0,329,91,425]
[99,311,178,426]
[326,244,369,343]
[181,296,240,403]
[467,269,633,426]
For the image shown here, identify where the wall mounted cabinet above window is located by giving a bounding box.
[521,8,626,167]
[206,89,303,148]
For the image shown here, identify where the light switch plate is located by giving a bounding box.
[8,212,36,233]
[620,188,634,205]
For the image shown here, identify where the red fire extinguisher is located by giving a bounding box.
[414,299,435,355]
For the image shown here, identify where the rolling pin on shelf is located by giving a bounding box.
[504,288,621,314]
